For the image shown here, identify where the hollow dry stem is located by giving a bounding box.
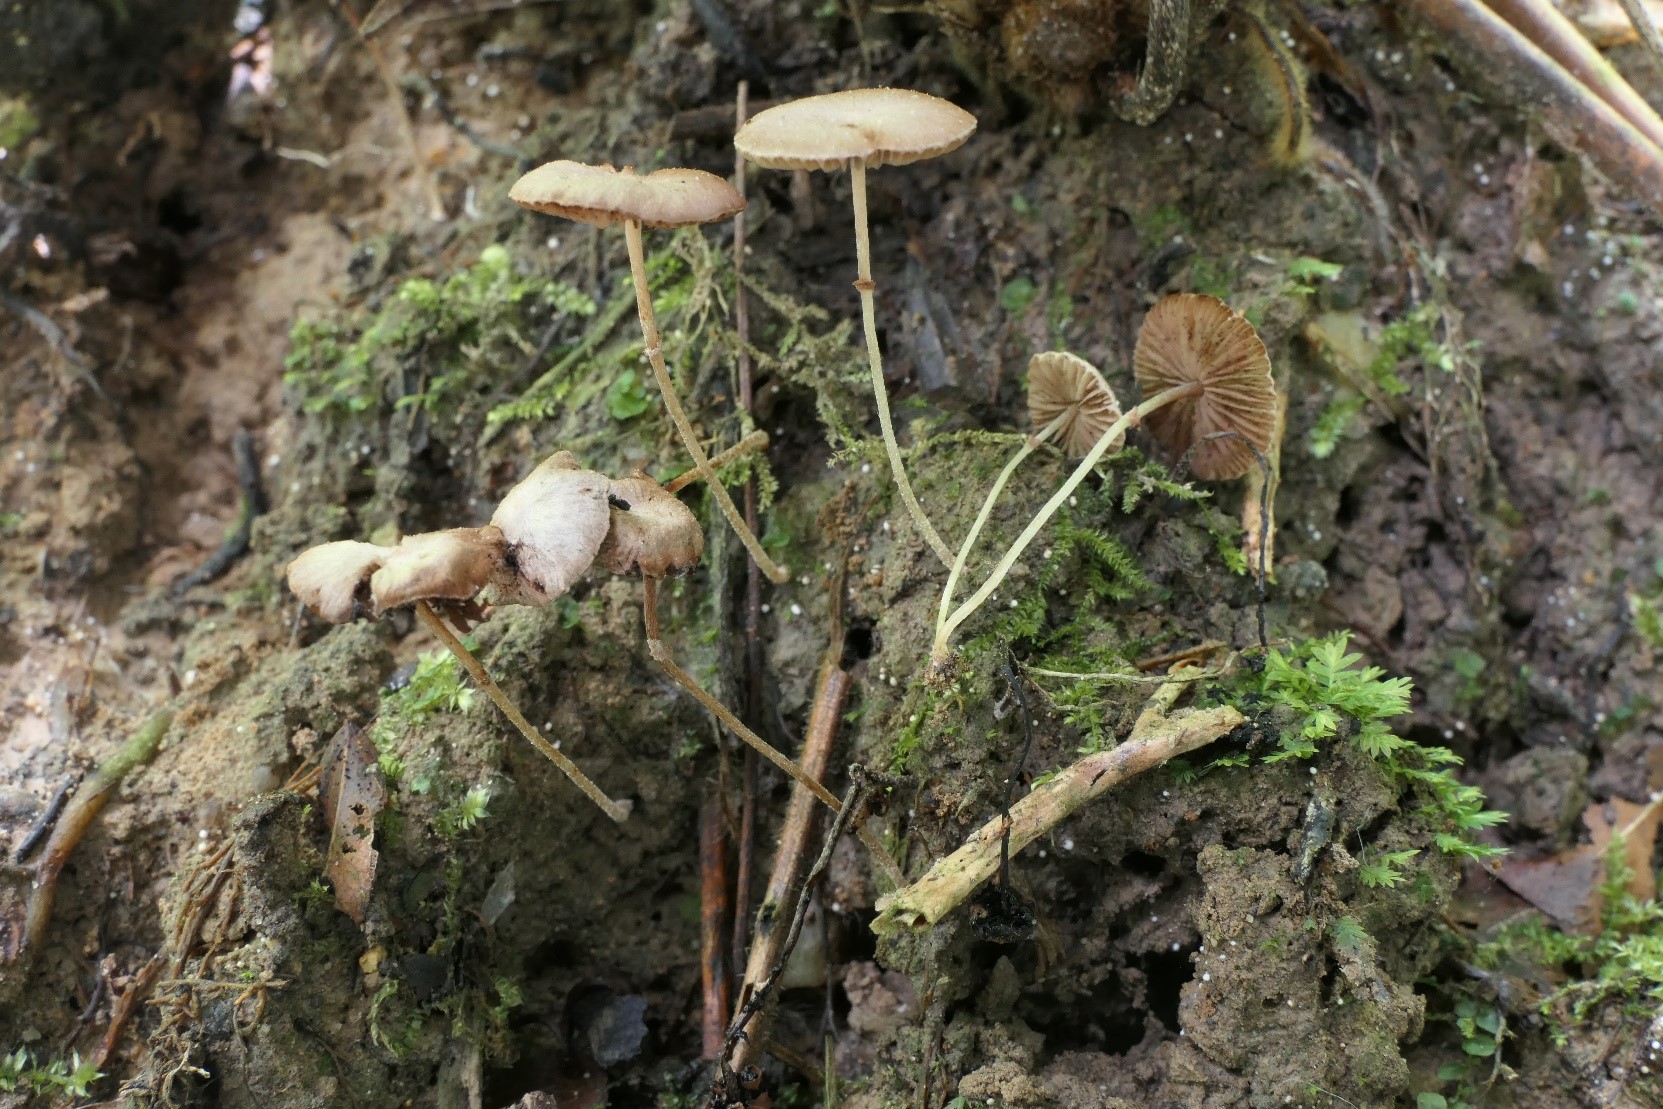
[414,601,632,823]
[623,220,789,584]
[849,159,955,568]
[932,381,1203,660]
[871,676,1244,934]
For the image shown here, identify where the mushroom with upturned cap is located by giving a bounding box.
[597,473,705,579]
[934,350,1129,652]
[735,88,976,569]
[487,450,614,606]
[287,540,392,625]
[1132,292,1276,481]
[931,296,1278,662]
[507,160,786,585]
[1026,350,1126,458]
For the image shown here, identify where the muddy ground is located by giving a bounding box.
[2,0,1662,1106]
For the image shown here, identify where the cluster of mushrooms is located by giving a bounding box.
[284,87,1278,824]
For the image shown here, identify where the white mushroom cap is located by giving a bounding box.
[1026,351,1125,458]
[287,541,391,624]
[596,473,705,578]
[734,88,977,171]
[509,161,746,229]
[369,527,507,615]
[488,451,613,605]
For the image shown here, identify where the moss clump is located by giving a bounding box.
[285,244,594,420]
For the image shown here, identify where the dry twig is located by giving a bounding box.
[871,676,1244,935]
[1404,0,1663,220]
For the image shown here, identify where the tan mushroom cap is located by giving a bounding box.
[369,527,507,615]
[509,161,746,229]
[734,88,977,172]
[287,541,391,624]
[1133,293,1276,481]
[1027,351,1125,458]
[596,473,705,578]
[488,451,614,605]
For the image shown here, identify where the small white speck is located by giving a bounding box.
[1202,972,1212,982]
[1308,767,1318,775]
[860,463,871,473]
[1183,132,1194,143]
[760,603,771,614]
[1213,129,1223,139]
[789,603,803,616]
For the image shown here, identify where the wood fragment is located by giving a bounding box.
[871,679,1243,935]
[5,710,173,963]
[699,801,731,1061]
[1405,0,1663,220]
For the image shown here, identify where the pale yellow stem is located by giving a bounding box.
[415,601,631,823]
[850,160,955,568]
[623,220,789,584]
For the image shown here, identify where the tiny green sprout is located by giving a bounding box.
[604,367,653,421]
[1615,289,1639,315]
[456,784,492,830]
[1001,274,1039,312]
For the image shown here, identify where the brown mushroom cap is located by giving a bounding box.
[595,473,705,578]
[1132,293,1276,481]
[509,161,746,229]
[369,526,507,615]
[1026,351,1125,458]
[488,451,614,605]
[287,541,391,624]
[734,88,977,172]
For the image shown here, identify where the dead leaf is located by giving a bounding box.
[1489,796,1662,933]
[319,722,385,925]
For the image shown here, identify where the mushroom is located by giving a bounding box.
[286,540,391,625]
[486,450,614,606]
[1133,293,1276,481]
[933,352,1125,657]
[565,464,860,824]
[930,294,1276,662]
[369,527,507,615]
[284,452,634,824]
[596,473,705,578]
[508,161,789,585]
[735,88,977,568]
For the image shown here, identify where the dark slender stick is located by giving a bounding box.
[699,800,731,1060]
[172,430,267,596]
[718,772,869,1083]
[731,78,764,993]
[11,774,77,864]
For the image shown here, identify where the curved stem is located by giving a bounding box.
[933,415,1065,645]
[415,601,632,823]
[642,579,906,888]
[932,382,1202,661]
[850,161,955,568]
[623,220,790,584]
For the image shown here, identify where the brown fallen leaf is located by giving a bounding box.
[1489,795,1662,933]
[319,722,386,925]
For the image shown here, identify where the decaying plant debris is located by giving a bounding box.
[5,1,1663,1107]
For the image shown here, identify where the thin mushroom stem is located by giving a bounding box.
[664,429,770,494]
[849,159,956,568]
[642,579,906,888]
[934,413,1067,644]
[414,601,632,823]
[1615,0,1663,85]
[932,381,1203,662]
[622,219,790,584]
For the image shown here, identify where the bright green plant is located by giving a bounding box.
[372,649,477,780]
[1257,632,1507,860]
[0,1048,103,1097]
[285,243,593,418]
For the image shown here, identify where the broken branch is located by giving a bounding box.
[871,682,1243,935]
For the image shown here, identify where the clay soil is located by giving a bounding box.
[2,1,1662,1107]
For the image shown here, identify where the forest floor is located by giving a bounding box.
[2,1,1663,1107]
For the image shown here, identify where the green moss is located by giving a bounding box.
[285,243,594,420]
